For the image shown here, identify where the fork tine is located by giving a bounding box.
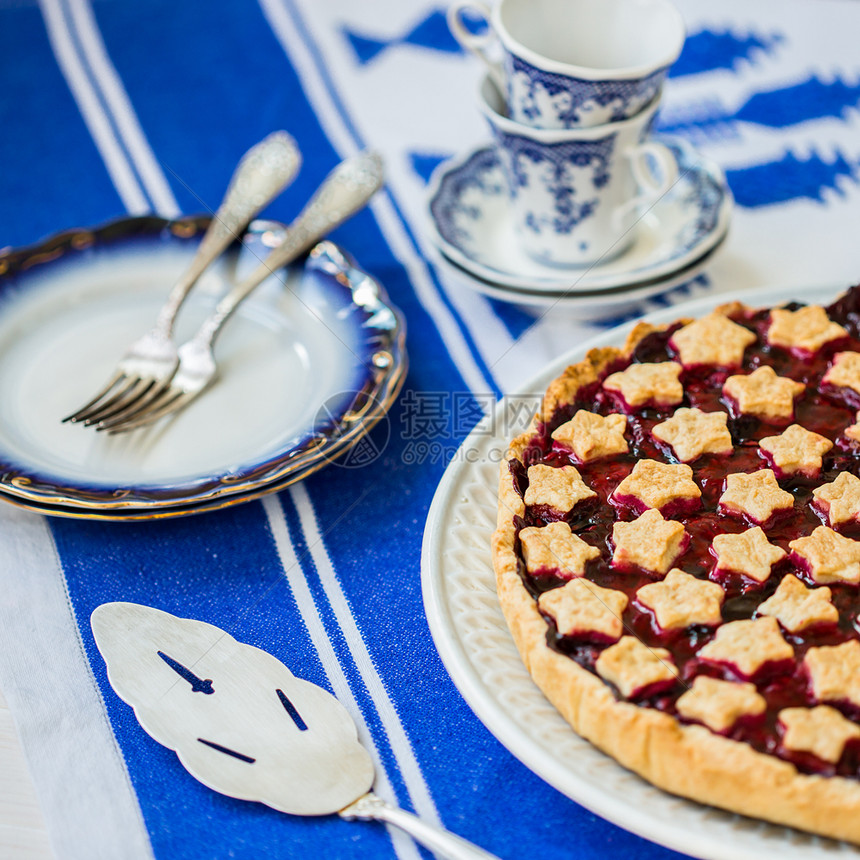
[74,376,146,425]
[85,377,175,428]
[81,377,156,426]
[95,383,183,430]
[64,132,301,430]
[63,371,129,423]
[99,391,196,434]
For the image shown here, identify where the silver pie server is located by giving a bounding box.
[91,602,498,860]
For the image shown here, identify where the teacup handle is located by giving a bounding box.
[447,0,506,93]
[611,141,679,229]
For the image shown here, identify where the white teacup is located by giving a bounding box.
[450,0,685,129]
[478,75,678,268]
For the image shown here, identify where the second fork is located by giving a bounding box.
[64,130,301,426]
[96,150,385,434]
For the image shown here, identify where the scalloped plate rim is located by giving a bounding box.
[0,215,406,515]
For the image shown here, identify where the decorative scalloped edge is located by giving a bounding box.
[0,217,407,515]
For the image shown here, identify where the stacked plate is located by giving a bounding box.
[0,216,406,520]
[427,137,732,317]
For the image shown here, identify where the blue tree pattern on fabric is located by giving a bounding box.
[735,76,860,126]
[669,28,783,77]
[725,150,857,208]
[660,74,860,140]
[410,152,451,184]
[343,9,460,65]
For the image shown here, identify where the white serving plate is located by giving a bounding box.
[421,283,857,859]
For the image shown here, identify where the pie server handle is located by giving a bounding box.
[340,792,500,860]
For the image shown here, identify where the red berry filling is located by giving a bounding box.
[509,289,860,777]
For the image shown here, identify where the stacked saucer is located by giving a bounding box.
[429,0,732,316]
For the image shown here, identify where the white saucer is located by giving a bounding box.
[427,136,732,294]
[437,234,724,320]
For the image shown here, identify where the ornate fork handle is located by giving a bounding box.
[340,792,499,860]
[190,149,384,350]
[153,130,302,337]
[94,150,384,433]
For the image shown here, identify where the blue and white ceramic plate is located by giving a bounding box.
[0,217,406,518]
[0,457,331,521]
[427,136,732,294]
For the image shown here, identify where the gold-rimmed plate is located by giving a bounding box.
[0,216,406,517]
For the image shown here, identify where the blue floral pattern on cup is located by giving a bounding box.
[491,129,617,237]
[477,74,677,267]
[506,54,667,128]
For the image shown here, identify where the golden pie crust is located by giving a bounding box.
[492,305,860,844]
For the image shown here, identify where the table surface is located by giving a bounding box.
[0,689,51,859]
[6,0,860,858]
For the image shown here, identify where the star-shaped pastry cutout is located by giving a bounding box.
[757,574,839,633]
[804,640,860,708]
[824,351,860,396]
[723,366,805,423]
[767,305,847,355]
[718,470,794,525]
[676,676,766,733]
[710,527,787,583]
[779,705,860,764]
[611,459,701,514]
[636,569,724,630]
[697,617,794,680]
[844,411,860,444]
[602,362,683,410]
[551,410,628,463]
[652,407,733,463]
[670,312,757,368]
[812,472,860,527]
[611,509,689,575]
[537,578,628,643]
[523,464,596,514]
[595,636,678,698]
[789,526,860,584]
[758,424,833,477]
[519,522,601,578]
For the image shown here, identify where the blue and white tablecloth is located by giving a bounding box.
[1,1,860,857]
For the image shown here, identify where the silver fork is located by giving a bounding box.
[96,150,384,434]
[64,130,302,426]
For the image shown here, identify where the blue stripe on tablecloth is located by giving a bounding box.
[270,0,503,401]
[259,495,425,860]
[37,0,488,856]
[55,0,181,216]
[52,0,156,212]
[31,0,689,857]
[276,489,418,817]
[0,3,126,247]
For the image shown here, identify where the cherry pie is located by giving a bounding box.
[492,286,860,843]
